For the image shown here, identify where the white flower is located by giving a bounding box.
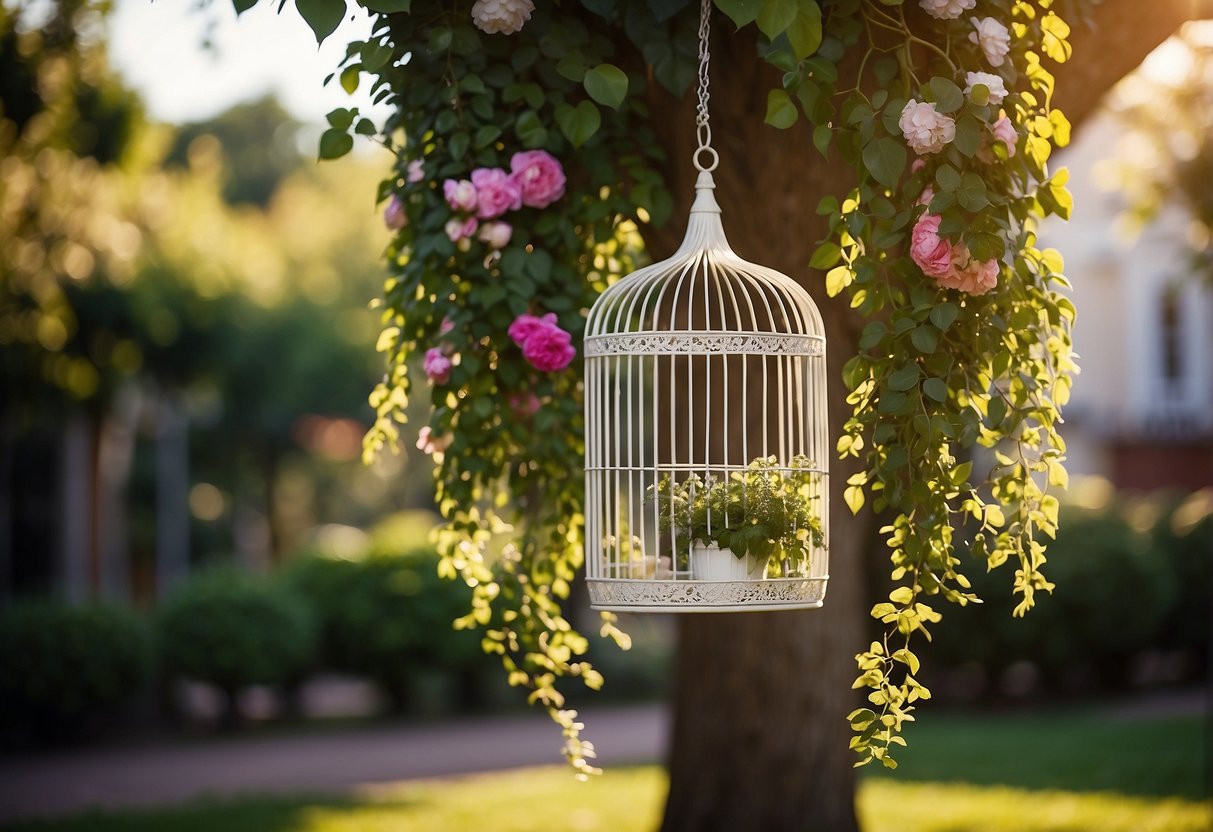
[964,71,1008,105]
[970,17,1011,68]
[899,99,956,155]
[471,0,534,35]
[477,221,512,250]
[919,0,975,20]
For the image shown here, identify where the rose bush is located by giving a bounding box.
[264,0,1078,772]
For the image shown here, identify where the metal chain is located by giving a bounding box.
[693,0,718,171]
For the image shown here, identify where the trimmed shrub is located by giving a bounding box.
[158,569,316,722]
[282,547,489,712]
[0,601,152,744]
[1151,495,1212,668]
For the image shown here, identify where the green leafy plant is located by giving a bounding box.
[158,569,317,725]
[650,455,825,574]
[281,547,491,712]
[0,601,152,744]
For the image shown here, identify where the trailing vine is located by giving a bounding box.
[239,0,1078,773]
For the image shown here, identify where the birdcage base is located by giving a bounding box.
[692,543,766,581]
[587,576,827,613]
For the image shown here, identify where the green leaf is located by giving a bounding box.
[555,100,601,148]
[786,0,822,60]
[583,63,629,109]
[354,117,377,136]
[765,89,798,129]
[861,137,906,189]
[911,325,939,354]
[934,164,961,193]
[927,76,963,113]
[326,107,355,129]
[473,124,501,148]
[339,65,361,95]
[929,303,959,331]
[296,0,345,44]
[812,124,831,158]
[756,0,797,40]
[922,377,948,402]
[953,115,982,157]
[318,128,353,160]
[232,0,257,13]
[448,131,469,160]
[888,364,919,392]
[515,110,547,147]
[809,241,841,270]
[359,0,411,11]
[362,40,393,71]
[716,0,762,28]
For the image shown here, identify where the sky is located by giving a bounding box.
[107,0,387,125]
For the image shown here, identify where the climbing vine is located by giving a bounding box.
[238,0,1077,773]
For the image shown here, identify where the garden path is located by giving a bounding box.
[0,704,667,822]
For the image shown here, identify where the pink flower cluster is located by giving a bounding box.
[910,214,999,296]
[424,318,459,385]
[508,312,576,372]
[442,150,566,249]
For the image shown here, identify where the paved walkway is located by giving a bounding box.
[0,705,668,822]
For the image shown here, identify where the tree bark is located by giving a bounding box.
[640,9,1199,831]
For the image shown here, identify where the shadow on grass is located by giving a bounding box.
[0,793,427,832]
[862,711,1207,801]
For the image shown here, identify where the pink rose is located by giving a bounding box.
[899,100,956,155]
[424,347,452,384]
[508,312,575,372]
[478,221,513,249]
[383,195,406,230]
[443,178,478,212]
[991,115,1017,156]
[909,214,955,278]
[471,168,522,219]
[440,316,455,335]
[521,325,576,372]
[445,216,478,243]
[508,312,559,346]
[918,185,935,207]
[510,150,566,209]
[407,159,425,184]
[416,426,453,455]
[508,391,541,417]
[911,159,926,174]
[936,249,999,296]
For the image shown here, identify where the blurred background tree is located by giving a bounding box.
[0,0,432,610]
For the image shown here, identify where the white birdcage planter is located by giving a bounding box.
[582,168,830,614]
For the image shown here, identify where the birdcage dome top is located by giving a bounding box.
[585,171,825,353]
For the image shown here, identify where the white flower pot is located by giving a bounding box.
[692,542,767,581]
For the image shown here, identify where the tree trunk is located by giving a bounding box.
[640,10,1198,830]
[642,30,870,832]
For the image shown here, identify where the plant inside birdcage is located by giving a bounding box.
[648,455,825,581]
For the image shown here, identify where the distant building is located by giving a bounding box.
[1044,115,1213,492]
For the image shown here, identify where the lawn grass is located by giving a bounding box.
[863,710,1209,800]
[2,709,1207,832]
[3,768,1209,832]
